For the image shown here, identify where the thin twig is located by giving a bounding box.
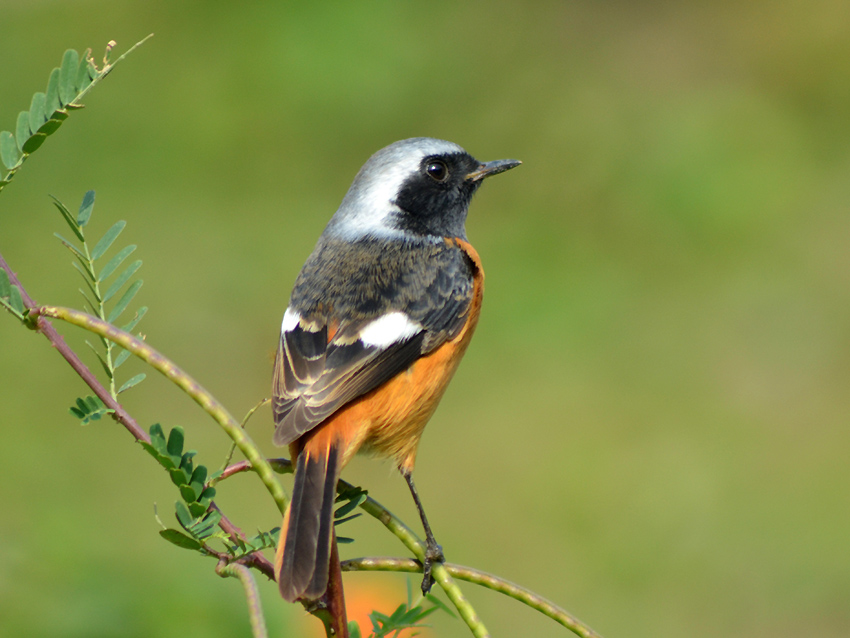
[340,557,603,638]
[216,560,268,638]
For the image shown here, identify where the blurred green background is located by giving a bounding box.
[1,2,848,637]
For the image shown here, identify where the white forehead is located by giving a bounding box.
[325,138,467,240]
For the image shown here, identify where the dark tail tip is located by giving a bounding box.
[277,443,340,601]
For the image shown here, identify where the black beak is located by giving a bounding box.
[465,158,522,182]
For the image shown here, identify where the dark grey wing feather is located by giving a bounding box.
[272,238,475,447]
[273,327,425,446]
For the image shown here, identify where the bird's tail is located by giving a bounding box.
[276,438,341,602]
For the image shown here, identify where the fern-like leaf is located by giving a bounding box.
[0,36,152,192]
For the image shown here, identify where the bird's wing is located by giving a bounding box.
[272,272,473,446]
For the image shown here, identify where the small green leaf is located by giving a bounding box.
[59,49,80,105]
[91,220,126,261]
[107,279,143,323]
[117,373,146,394]
[179,485,198,503]
[45,68,61,115]
[174,501,193,529]
[8,285,24,314]
[21,133,47,154]
[75,52,93,92]
[85,341,113,378]
[198,486,216,504]
[68,395,112,425]
[71,261,97,294]
[37,119,63,137]
[348,621,362,638]
[166,426,185,458]
[28,92,47,132]
[335,491,367,519]
[188,502,208,518]
[103,261,141,302]
[191,510,222,539]
[15,112,30,152]
[169,466,189,488]
[51,196,85,242]
[159,528,202,551]
[77,189,95,227]
[179,451,197,471]
[1,131,20,169]
[190,465,208,486]
[334,513,361,526]
[53,233,86,259]
[140,441,160,461]
[149,423,167,449]
[113,348,131,369]
[97,244,135,281]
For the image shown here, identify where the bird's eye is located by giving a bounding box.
[425,160,449,182]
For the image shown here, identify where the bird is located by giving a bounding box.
[272,137,520,602]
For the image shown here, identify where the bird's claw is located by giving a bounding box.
[420,542,445,595]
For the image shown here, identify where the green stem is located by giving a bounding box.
[339,476,490,638]
[216,561,268,638]
[341,557,603,638]
[79,235,118,399]
[35,305,287,515]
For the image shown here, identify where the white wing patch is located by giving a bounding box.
[359,312,422,348]
[281,307,300,333]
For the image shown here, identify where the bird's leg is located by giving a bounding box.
[402,469,444,594]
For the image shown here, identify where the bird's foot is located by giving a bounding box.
[420,541,445,595]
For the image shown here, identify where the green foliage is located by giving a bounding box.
[367,602,438,637]
[68,395,114,425]
[334,483,368,544]
[52,190,147,399]
[143,423,279,560]
[0,36,152,193]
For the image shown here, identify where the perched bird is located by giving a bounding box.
[272,137,520,602]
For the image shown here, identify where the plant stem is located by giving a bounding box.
[216,560,268,638]
[340,557,603,638]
